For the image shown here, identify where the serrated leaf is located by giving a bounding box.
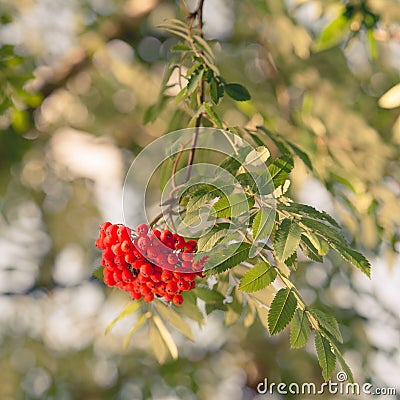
[93,266,104,281]
[186,191,214,214]
[331,344,354,384]
[285,251,298,270]
[155,301,194,341]
[219,156,241,175]
[267,288,297,335]
[197,228,228,252]
[278,202,340,228]
[105,302,141,334]
[290,309,311,348]
[152,315,178,360]
[239,261,277,293]
[301,218,371,277]
[315,332,336,381]
[212,193,251,218]
[268,155,294,188]
[300,235,323,262]
[253,207,275,242]
[274,219,302,262]
[309,308,343,343]
[204,242,251,275]
[224,83,251,101]
[286,141,313,171]
[330,242,371,278]
[123,313,149,348]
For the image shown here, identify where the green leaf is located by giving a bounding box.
[268,154,294,188]
[204,242,251,275]
[210,77,223,104]
[300,235,323,262]
[105,302,141,334]
[315,332,336,381]
[197,228,228,252]
[92,266,104,281]
[224,83,251,101]
[252,208,275,243]
[219,156,241,175]
[212,193,251,218]
[309,308,343,343]
[278,202,340,228]
[180,291,204,324]
[155,301,194,340]
[170,44,191,52]
[267,288,297,335]
[274,219,302,262]
[300,218,371,277]
[285,251,298,270]
[290,309,311,348]
[203,102,223,128]
[194,286,225,304]
[187,69,204,96]
[286,141,313,171]
[239,261,277,293]
[331,344,355,384]
[313,13,350,52]
[330,242,371,278]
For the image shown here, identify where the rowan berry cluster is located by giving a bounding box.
[95,222,204,305]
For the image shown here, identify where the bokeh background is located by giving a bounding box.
[0,0,400,399]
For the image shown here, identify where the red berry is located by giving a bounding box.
[122,269,134,282]
[185,240,197,252]
[167,253,178,265]
[173,235,185,250]
[140,263,154,277]
[150,272,162,283]
[166,281,178,294]
[160,230,173,243]
[120,240,133,253]
[177,279,190,291]
[131,291,142,300]
[117,225,130,241]
[136,223,149,236]
[181,261,192,270]
[161,270,173,283]
[137,236,150,250]
[100,221,112,233]
[172,294,184,306]
[144,292,154,302]
[181,252,194,261]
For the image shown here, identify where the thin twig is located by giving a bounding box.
[185,0,205,182]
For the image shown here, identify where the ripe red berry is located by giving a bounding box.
[117,225,130,241]
[167,253,178,265]
[137,236,150,250]
[185,240,197,252]
[166,281,178,294]
[131,291,142,300]
[144,292,154,302]
[136,223,149,236]
[161,270,173,283]
[172,294,184,306]
[181,252,194,261]
[140,263,154,277]
[160,229,173,243]
[177,279,190,291]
